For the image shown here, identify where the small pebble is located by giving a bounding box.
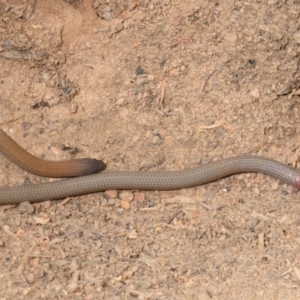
[120,200,131,210]
[116,98,125,106]
[69,102,78,114]
[119,191,133,202]
[105,190,118,199]
[25,273,35,284]
[250,88,260,99]
[121,10,132,19]
[134,192,145,202]
[108,198,116,206]
[17,202,34,214]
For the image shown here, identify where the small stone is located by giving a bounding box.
[33,213,50,225]
[108,198,116,206]
[116,98,125,106]
[123,20,130,29]
[271,181,279,190]
[155,226,163,233]
[69,102,78,114]
[23,288,31,295]
[25,273,35,284]
[120,200,131,210]
[250,88,260,99]
[16,229,25,238]
[134,192,145,202]
[119,191,133,202]
[41,201,51,209]
[127,229,138,239]
[17,202,34,214]
[153,127,167,137]
[121,10,132,19]
[105,190,118,199]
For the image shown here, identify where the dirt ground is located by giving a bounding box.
[1,0,300,299]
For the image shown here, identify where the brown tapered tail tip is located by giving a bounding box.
[52,158,106,178]
[77,158,106,176]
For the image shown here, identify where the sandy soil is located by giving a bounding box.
[1,0,300,299]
